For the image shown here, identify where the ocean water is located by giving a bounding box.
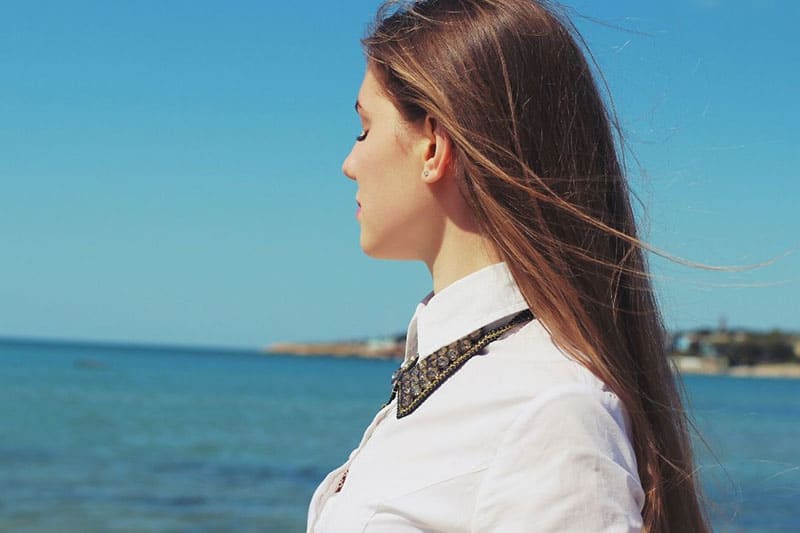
[0,341,798,532]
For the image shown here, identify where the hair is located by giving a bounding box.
[362,1,709,531]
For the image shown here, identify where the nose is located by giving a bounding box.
[342,148,356,182]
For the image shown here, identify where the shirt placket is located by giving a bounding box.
[309,307,422,531]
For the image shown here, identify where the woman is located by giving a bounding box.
[309,0,709,531]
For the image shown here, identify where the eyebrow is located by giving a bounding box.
[354,100,363,114]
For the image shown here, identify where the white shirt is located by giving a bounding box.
[307,263,644,532]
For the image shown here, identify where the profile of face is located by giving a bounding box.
[342,67,443,261]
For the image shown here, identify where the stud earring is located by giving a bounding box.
[423,170,430,177]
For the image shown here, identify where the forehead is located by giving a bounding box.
[355,66,422,149]
[357,68,391,110]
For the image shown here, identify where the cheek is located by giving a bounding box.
[360,142,407,193]
[356,153,440,258]
[371,157,423,210]
[357,129,428,214]
[377,172,434,230]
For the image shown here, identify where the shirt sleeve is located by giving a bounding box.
[471,384,645,532]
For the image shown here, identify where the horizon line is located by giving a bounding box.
[0,334,263,356]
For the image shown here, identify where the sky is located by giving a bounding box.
[1,0,798,349]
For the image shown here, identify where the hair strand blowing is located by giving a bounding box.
[364,1,710,531]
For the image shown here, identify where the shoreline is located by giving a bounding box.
[265,343,800,379]
[264,342,403,359]
[678,362,800,379]
[670,354,800,379]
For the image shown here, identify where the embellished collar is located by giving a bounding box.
[390,309,534,418]
[403,262,529,363]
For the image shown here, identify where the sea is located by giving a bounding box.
[1,340,798,533]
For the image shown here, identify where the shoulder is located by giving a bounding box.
[469,383,645,531]
[448,319,645,531]
[427,316,636,449]
[458,318,616,405]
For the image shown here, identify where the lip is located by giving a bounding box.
[356,197,362,219]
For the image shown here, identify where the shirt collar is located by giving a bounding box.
[403,262,529,361]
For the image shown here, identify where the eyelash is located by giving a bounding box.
[356,130,368,142]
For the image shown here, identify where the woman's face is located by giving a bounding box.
[342,67,441,261]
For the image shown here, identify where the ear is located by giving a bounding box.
[420,116,453,184]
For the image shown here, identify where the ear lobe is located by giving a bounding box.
[421,116,453,184]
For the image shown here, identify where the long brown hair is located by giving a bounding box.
[363,1,709,531]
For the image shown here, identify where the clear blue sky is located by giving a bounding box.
[2,0,798,348]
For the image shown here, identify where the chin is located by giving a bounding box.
[360,239,390,259]
[360,235,419,261]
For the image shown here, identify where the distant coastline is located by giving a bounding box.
[670,356,800,379]
[265,340,403,360]
[265,333,800,379]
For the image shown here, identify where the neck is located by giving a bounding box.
[426,221,501,294]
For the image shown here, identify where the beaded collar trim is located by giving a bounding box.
[387,309,534,419]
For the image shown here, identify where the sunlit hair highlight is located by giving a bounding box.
[362,1,710,531]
